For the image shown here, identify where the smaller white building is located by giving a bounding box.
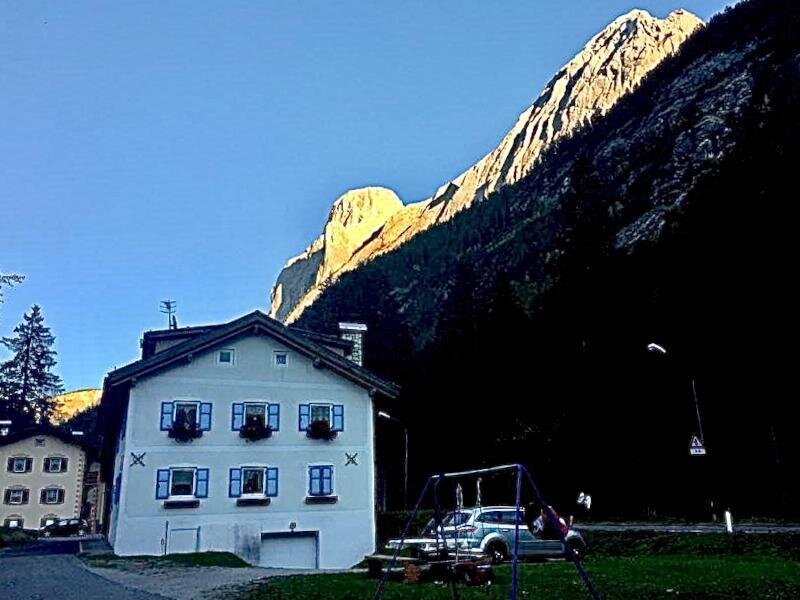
[100,310,399,569]
[0,427,90,531]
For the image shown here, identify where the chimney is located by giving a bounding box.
[338,322,367,367]
[0,420,11,437]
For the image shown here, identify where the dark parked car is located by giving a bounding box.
[40,518,89,538]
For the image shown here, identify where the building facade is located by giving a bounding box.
[0,429,88,530]
[101,311,399,569]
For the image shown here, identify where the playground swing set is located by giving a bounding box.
[370,463,602,600]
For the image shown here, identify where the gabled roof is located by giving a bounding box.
[0,425,89,450]
[107,310,400,399]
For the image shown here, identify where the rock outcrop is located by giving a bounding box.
[50,388,101,424]
[270,8,703,323]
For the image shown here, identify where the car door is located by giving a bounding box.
[498,510,537,557]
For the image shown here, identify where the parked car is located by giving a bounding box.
[387,507,586,564]
[39,518,89,538]
[451,506,587,563]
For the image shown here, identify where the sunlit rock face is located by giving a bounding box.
[270,9,702,323]
[50,388,101,424]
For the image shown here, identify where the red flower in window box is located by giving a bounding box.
[167,412,202,442]
[239,415,273,441]
[306,419,337,441]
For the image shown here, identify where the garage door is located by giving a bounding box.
[168,527,199,554]
[260,532,317,569]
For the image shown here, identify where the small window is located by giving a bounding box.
[4,517,23,528]
[309,465,334,496]
[174,402,199,426]
[170,468,195,497]
[274,351,288,367]
[244,403,266,428]
[217,349,235,366]
[310,404,331,424]
[4,488,28,505]
[241,467,264,495]
[40,515,57,528]
[34,438,45,447]
[8,457,32,473]
[476,511,502,524]
[41,487,64,505]
[44,457,67,473]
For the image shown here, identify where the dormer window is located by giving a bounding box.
[217,349,235,366]
[274,351,288,367]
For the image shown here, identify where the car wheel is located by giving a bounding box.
[485,541,507,564]
[566,539,585,560]
[78,529,86,537]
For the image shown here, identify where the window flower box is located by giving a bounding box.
[306,419,337,441]
[239,419,273,442]
[167,414,202,442]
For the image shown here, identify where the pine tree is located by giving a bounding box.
[0,305,64,424]
[0,272,24,309]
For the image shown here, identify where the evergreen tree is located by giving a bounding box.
[0,272,24,310]
[0,305,64,424]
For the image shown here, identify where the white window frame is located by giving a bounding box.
[169,467,196,499]
[308,462,335,497]
[44,457,64,473]
[11,457,29,473]
[173,401,200,426]
[216,348,235,366]
[273,351,289,367]
[5,517,23,528]
[240,466,266,497]
[42,487,62,505]
[7,488,25,505]
[309,402,332,423]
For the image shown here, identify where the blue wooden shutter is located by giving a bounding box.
[266,467,278,497]
[268,404,280,431]
[231,403,244,430]
[309,466,320,495]
[332,404,344,431]
[299,404,310,431]
[160,402,174,430]
[322,466,333,495]
[199,403,212,431]
[156,469,170,499]
[228,468,242,497]
[195,468,209,498]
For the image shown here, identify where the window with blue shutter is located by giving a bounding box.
[229,467,242,498]
[299,404,310,431]
[268,404,280,431]
[266,467,279,497]
[309,465,333,496]
[160,402,174,430]
[156,469,170,499]
[195,468,209,498]
[199,403,212,431]
[332,404,344,432]
[231,403,244,430]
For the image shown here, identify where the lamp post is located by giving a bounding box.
[378,411,408,510]
[647,343,705,445]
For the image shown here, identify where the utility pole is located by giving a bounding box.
[160,300,177,330]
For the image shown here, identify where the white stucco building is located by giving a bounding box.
[100,310,399,569]
[0,427,90,531]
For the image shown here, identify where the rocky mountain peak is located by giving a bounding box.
[270,8,702,323]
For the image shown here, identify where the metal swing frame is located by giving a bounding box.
[372,463,602,600]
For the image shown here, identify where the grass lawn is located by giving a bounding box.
[245,533,800,599]
[82,551,249,570]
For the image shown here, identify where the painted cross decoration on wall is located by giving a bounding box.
[130,452,146,467]
[345,452,358,466]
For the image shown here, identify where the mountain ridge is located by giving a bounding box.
[269,8,703,323]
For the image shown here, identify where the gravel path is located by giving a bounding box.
[84,562,313,600]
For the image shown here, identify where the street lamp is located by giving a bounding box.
[646,342,705,444]
[378,411,409,510]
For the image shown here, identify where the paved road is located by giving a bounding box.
[577,522,800,534]
[0,542,164,600]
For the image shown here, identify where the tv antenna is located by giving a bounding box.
[159,300,178,330]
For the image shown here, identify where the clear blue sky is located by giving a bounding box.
[1,1,733,391]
